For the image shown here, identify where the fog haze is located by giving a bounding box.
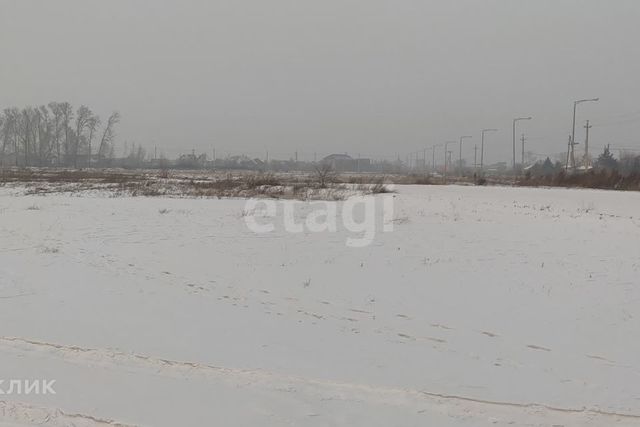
[2,0,640,163]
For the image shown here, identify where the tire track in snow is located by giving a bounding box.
[0,400,134,427]
[1,336,639,422]
[417,391,640,420]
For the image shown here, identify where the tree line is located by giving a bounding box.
[0,102,120,167]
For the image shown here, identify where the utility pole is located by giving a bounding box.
[521,133,526,167]
[424,149,428,172]
[443,150,447,182]
[459,136,472,176]
[432,145,437,172]
[583,120,592,169]
[444,152,447,182]
[513,117,532,173]
[444,141,455,184]
[474,145,478,170]
[423,148,427,175]
[480,128,497,172]
[512,121,516,171]
[565,135,571,170]
[569,102,577,171]
[567,98,599,172]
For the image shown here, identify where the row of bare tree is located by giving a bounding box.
[0,102,120,168]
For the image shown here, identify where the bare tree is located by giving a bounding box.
[36,105,52,165]
[86,114,101,167]
[0,113,5,166]
[60,102,73,164]
[48,102,63,165]
[19,107,40,166]
[314,163,337,188]
[3,108,20,166]
[74,105,92,167]
[0,103,120,168]
[97,112,120,164]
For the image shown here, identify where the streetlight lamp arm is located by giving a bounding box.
[576,98,599,105]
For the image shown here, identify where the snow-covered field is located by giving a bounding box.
[1,184,640,426]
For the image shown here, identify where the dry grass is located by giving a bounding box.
[339,174,437,185]
[0,168,366,200]
[518,170,640,191]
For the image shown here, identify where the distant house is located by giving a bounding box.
[485,162,508,174]
[176,152,208,169]
[321,153,370,172]
[322,153,352,162]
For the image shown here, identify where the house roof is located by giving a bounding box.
[322,154,353,161]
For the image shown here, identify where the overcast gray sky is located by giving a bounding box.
[2,0,640,163]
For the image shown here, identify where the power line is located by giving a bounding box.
[592,116,640,128]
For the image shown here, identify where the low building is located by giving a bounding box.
[321,154,371,172]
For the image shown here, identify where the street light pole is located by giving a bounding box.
[458,135,472,176]
[444,141,455,183]
[567,98,599,172]
[480,128,497,172]
[512,117,532,173]
[422,148,427,175]
[432,144,441,172]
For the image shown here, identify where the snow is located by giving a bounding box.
[1,184,640,426]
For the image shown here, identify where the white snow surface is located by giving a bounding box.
[1,184,640,426]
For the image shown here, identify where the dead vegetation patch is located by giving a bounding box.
[0,168,393,200]
[518,170,640,191]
